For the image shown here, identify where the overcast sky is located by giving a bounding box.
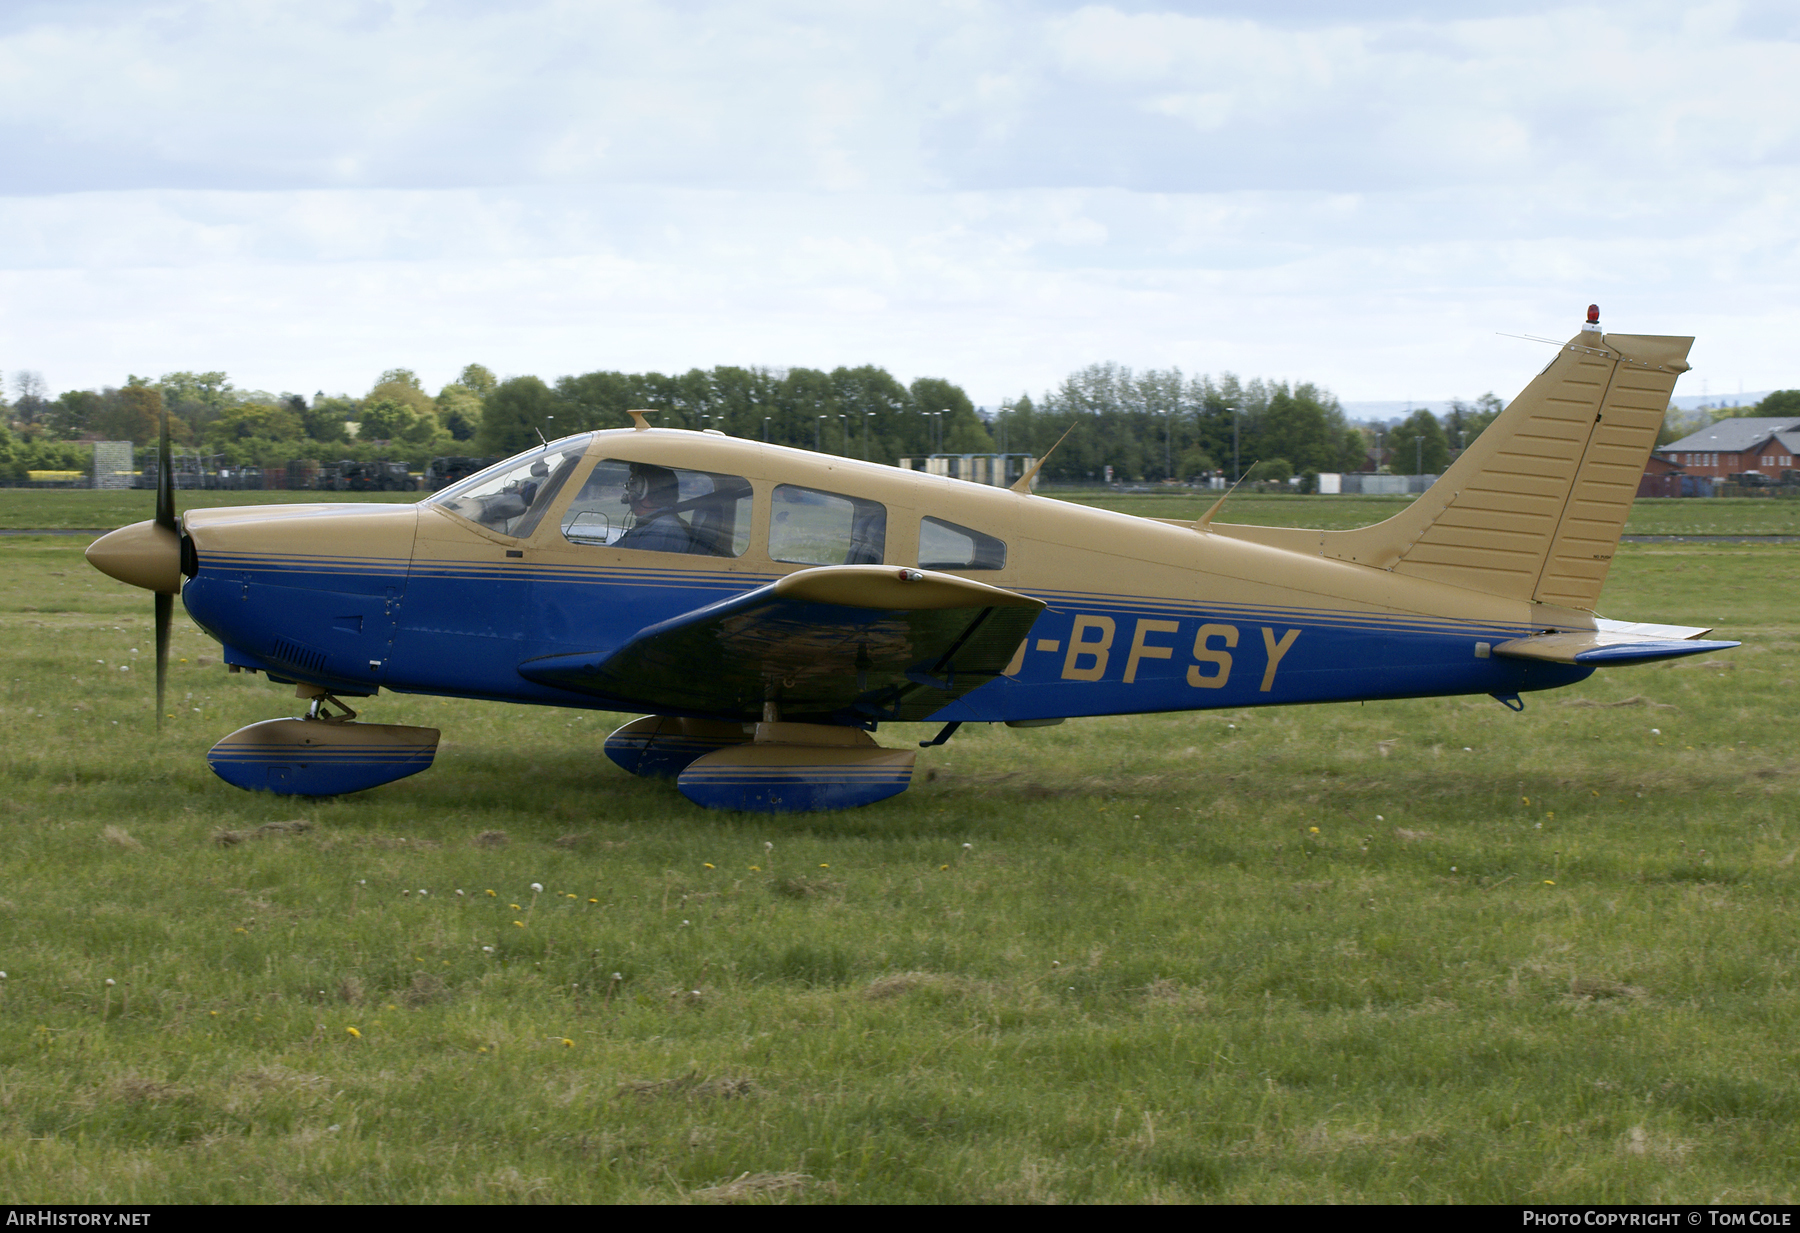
[3,0,1797,407]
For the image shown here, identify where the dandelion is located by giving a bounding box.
[456,889,465,897]
[764,841,773,852]
[346,1026,361,1038]
[418,889,428,896]
[514,920,524,928]
[1,972,7,979]
[587,898,598,904]
[1544,880,1555,886]
[565,893,577,899]
[561,1038,574,1048]
[1522,796,1530,805]
[939,864,948,871]
[482,946,495,954]
[703,863,715,870]
[749,866,761,872]
[1375,815,1384,821]
[530,883,543,893]
[1309,827,1319,834]
[1651,728,1661,736]
[510,904,521,910]
[819,863,829,869]
[1463,747,1472,752]
[104,978,115,987]
[485,889,497,897]
[962,843,972,850]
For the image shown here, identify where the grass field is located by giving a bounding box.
[9,486,1800,537]
[0,502,1796,1202]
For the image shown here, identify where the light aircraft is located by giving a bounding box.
[86,308,1734,812]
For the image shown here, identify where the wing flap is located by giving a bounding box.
[518,565,1044,721]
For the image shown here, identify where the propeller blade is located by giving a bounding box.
[155,590,171,731]
[155,396,175,532]
[154,397,175,730]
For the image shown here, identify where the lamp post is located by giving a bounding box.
[816,416,826,452]
[864,412,874,460]
[1226,406,1240,482]
[839,414,849,455]
[763,416,771,442]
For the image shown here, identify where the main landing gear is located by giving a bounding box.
[604,712,917,812]
[207,684,441,796]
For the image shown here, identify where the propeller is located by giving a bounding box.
[153,403,175,729]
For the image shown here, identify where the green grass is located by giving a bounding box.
[0,489,418,530]
[0,532,1797,1202]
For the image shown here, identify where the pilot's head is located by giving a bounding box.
[625,464,679,517]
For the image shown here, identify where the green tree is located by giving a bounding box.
[357,398,418,442]
[478,376,560,455]
[1386,409,1449,475]
[458,364,498,397]
[1756,390,1800,418]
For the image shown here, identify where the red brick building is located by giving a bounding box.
[1652,417,1800,481]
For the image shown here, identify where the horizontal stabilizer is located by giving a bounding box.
[518,565,1044,722]
[1493,619,1738,666]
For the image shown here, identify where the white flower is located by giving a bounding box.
[104,978,115,987]
[529,882,543,893]
[1651,728,1661,735]
[482,946,495,954]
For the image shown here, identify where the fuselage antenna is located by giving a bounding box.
[1196,461,1260,531]
[1009,425,1076,494]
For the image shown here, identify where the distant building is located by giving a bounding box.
[1651,417,1800,482]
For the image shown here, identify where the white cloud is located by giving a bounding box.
[1,1,1797,405]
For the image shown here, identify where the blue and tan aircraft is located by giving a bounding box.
[86,309,1734,811]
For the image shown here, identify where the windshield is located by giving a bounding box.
[425,434,595,538]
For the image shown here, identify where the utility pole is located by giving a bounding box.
[816,416,825,452]
[763,416,771,442]
[1228,406,1240,482]
[839,414,849,455]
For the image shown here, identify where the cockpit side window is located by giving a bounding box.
[427,442,586,539]
[769,485,886,566]
[561,460,753,557]
[919,516,1006,570]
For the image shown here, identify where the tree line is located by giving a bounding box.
[2,360,1546,484]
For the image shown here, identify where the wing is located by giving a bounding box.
[517,565,1045,722]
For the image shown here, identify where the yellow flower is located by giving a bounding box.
[748,866,761,872]
[485,889,497,897]
[939,864,949,870]
[703,863,715,869]
[819,863,829,868]
[587,898,597,904]
[1544,880,1555,886]
[346,1026,361,1038]
[514,920,525,927]
[561,1038,574,1048]
[1309,827,1319,834]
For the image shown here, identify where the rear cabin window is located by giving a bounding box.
[769,485,886,566]
[918,516,1006,570]
[560,460,753,557]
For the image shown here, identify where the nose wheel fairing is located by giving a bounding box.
[207,717,441,796]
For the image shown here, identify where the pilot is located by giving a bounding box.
[616,463,696,553]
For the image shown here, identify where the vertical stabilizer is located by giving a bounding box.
[1215,325,1691,611]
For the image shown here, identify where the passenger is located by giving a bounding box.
[616,464,697,554]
